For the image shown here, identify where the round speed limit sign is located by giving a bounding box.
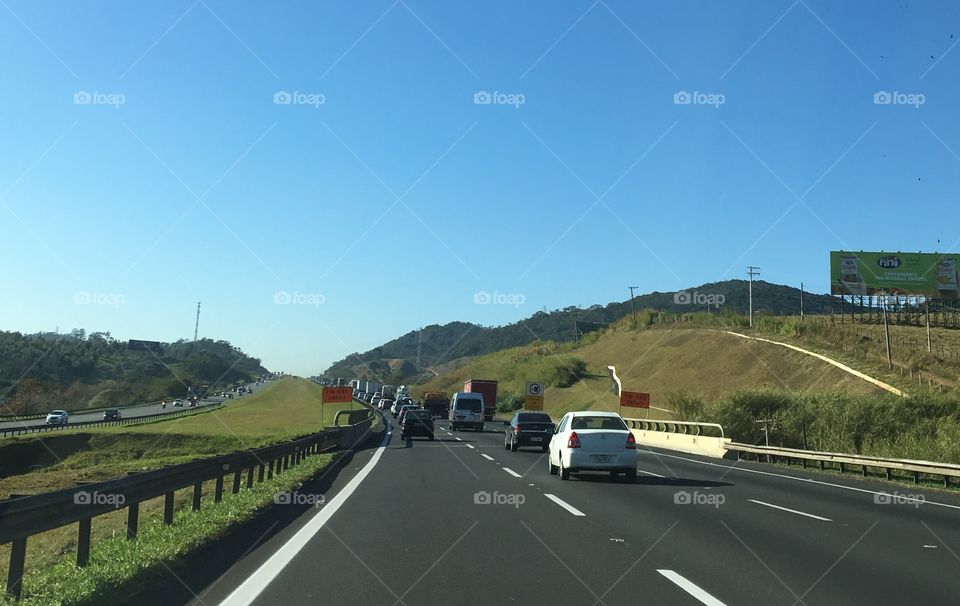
[525,381,544,397]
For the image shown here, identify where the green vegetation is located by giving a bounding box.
[1,450,336,606]
[0,332,267,415]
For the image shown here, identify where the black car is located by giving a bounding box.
[504,412,554,452]
[103,408,122,420]
[400,410,435,440]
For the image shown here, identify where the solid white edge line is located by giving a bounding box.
[636,468,666,478]
[748,499,832,521]
[502,467,522,478]
[219,421,390,606]
[544,493,586,517]
[658,569,727,606]
[638,450,960,511]
[481,454,494,461]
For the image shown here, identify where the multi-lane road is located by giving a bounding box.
[177,411,960,606]
[0,381,266,434]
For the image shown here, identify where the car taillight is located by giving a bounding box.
[514,425,521,434]
[567,432,580,449]
[626,433,636,450]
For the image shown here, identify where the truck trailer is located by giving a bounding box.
[463,379,498,421]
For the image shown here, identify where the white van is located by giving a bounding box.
[449,392,484,432]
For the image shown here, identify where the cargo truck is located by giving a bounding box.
[365,381,381,396]
[421,391,450,418]
[464,379,498,421]
[382,385,397,399]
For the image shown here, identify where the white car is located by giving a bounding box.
[45,410,69,425]
[548,411,637,482]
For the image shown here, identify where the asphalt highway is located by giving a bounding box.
[187,412,960,605]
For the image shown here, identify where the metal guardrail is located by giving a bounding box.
[623,418,725,438]
[0,402,224,438]
[0,420,366,601]
[726,442,960,487]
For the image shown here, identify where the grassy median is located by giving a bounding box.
[0,377,362,603]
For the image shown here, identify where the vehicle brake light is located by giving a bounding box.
[626,433,636,450]
[514,425,521,434]
[567,432,580,449]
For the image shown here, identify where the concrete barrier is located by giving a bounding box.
[624,419,734,459]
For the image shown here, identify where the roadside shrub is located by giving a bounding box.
[665,391,705,421]
[550,357,587,388]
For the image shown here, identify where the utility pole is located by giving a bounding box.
[194,301,201,341]
[925,297,932,353]
[628,286,638,327]
[747,267,760,327]
[800,282,804,321]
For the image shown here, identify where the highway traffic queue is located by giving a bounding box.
[349,380,639,482]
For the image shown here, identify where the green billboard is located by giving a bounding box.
[830,251,959,298]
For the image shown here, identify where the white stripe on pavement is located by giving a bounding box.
[219,422,389,606]
[658,570,726,605]
[544,493,586,517]
[502,467,522,478]
[466,444,475,449]
[481,454,494,461]
[636,468,666,478]
[748,499,832,521]
[455,437,462,441]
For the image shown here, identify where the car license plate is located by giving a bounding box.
[591,455,614,463]
[529,437,542,442]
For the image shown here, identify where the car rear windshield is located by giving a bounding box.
[406,411,431,420]
[569,416,627,430]
[456,399,482,412]
[517,413,551,423]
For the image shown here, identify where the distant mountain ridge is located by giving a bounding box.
[325,280,833,382]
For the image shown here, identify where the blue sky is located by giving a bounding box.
[2,1,959,375]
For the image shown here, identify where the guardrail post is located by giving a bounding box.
[77,517,92,567]
[839,462,845,474]
[258,463,265,482]
[193,482,202,511]
[164,492,175,525]
[268,460,275,479]
[819,460,825,470]
[913,471,920,484]
[862,464,868,477]
[885,468,893,481]
[282,455,289,472]
[232,470,241,494]
[944,475,950,488]
[6,537,26,601]
[126,502,139,539]
[214,475,224,502]
[246,467,254,488]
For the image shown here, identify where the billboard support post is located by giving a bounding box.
[926,298,933,353]
[882,293,893,370]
